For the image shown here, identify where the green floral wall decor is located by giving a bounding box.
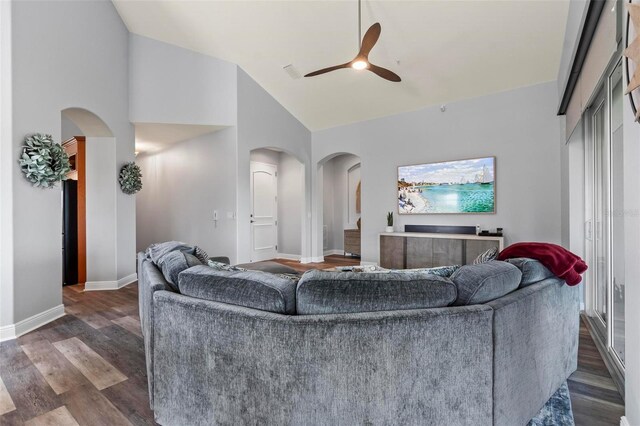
[119,162,143,194]
[18,133,71,188]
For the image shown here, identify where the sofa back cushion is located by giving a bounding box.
[160,250,203,291]
[178,265,297,314]
[296,270,457,315]
[505,257,554,287]
[450,261,521,305]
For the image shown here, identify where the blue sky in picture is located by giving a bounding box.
[398,157,494,185]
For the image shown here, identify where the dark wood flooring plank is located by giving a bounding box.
[568,379,624,406]
[53,337,127,391]
[21,340,88,395]
[24,405,80,426]
[60,384,132,426]
[111,316,142,338]
[0,409,24,425]
[0,375,16,415]
[101,375,155,426]
[65,303,113,329]
[78,326,146,379]
[0,341,62,421]
[570,393,624,426]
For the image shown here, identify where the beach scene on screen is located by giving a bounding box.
[398,157,495,214]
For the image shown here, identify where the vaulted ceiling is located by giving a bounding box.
[113,0,569,131]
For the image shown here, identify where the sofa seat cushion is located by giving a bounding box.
[160,250,203,291]
[178,265,297,314]
[505,257,555,287]
[296,270,457,315]
[450,261,522,305]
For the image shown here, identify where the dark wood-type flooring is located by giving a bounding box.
[0,255,625,425]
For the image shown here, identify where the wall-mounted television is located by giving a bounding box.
[398,156,495,214]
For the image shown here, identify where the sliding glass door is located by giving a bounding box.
[585,58,625,374]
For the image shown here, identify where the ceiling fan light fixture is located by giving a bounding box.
[351,60,368,70]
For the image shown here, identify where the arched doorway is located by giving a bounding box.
[316,152,362,261]
[61,108,119,290]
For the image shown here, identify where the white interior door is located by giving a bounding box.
[250,162,278,262]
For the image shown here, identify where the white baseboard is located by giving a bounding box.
[360,260,378,266]
[620,416,630,426]
[0,324,15,342]
[0,304,65,342]
[85,273,137,291]
[323,249,343,256]
[118,273,138,287]
[276,253,301,260]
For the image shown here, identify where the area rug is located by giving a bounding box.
[527,382,574,426]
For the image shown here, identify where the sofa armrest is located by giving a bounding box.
[486,278,580,426]
[137,252,171,409]
[152,291,495,426]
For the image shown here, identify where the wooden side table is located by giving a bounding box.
[344,229,361,257]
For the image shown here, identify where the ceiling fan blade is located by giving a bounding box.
[304,63,351,77]
[368,63,401,82]
[359,23,381,57]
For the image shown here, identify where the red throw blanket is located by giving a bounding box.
[497,242,587,286]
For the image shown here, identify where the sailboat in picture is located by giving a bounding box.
[476,164,493,185]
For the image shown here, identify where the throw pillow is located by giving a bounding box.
[505,257,554,287]
[160,250,203,291]
[450,260,521,305]
[473,247,498,264]
[193,246,209,263]
[146,241,196,266]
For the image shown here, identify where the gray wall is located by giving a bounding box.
[0,0,13,329]
[237,68,312,263]
[129,34,237,126]
[312,81,562,263]
[136,128,238,261]
[561,121,586,308]
[277,152,303,256]
[7,0,135,325]
[85,137,118,283]
[61,115,84,142]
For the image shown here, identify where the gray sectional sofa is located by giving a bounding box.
[138,246,579,426]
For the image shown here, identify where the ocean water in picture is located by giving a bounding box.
[398,157,495,214]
